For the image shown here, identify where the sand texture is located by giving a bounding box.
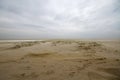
[0,40,120,80]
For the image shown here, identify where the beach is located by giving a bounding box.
[0,40,120,80]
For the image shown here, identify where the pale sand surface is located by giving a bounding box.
[0,40,120,80]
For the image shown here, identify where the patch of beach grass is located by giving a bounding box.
[10,41,39,49]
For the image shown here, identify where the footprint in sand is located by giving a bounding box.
[88,72,107,80]
[12,72,39,80]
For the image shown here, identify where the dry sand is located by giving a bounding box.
[0,40,120,80]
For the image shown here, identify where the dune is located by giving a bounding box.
[0,40,120,80]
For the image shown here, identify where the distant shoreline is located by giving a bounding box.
[0,40,43,42]
[0,39,119,42]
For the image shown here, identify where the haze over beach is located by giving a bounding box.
[0,0,120,80]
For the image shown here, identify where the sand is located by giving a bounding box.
[0,40,120,80]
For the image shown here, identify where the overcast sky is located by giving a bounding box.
[0,0,120,39]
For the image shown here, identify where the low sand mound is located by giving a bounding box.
[25,53,52,58]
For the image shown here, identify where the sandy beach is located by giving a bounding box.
[0,40,120,80]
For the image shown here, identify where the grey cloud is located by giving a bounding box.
[0,0,120,39]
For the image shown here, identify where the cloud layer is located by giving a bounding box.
[0,0,120,39]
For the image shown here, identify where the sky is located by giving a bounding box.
[0,0,120,39]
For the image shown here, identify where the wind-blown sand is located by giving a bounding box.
[0,40,120,80]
